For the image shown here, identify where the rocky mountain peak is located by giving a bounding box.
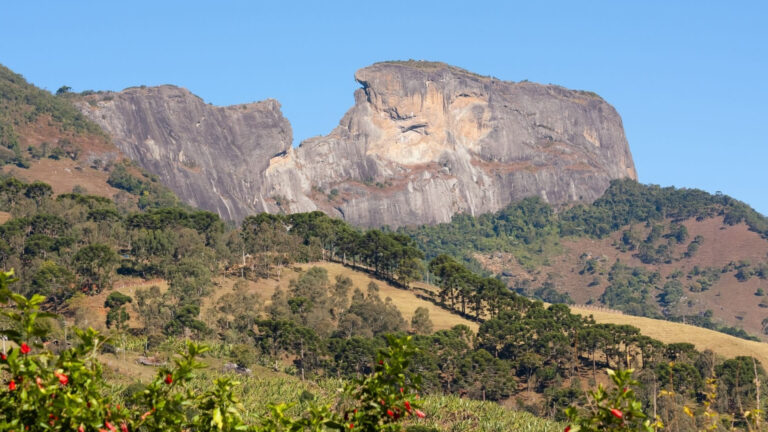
[77,61,637,227]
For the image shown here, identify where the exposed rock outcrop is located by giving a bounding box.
[77,61,636,227]
[76,86,292,220]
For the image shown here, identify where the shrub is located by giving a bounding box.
[564,369,661,431]
[0,269,425,431]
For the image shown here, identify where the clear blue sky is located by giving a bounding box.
[2,1,767,214]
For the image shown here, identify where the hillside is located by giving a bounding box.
[4,59,768,427]
[74,259,768,370]
[94,342,563,432]
[5,175,768,427]
[569,305,768,369]
[479,215,768,339]
[405,179,768,342]
[0,63,115,169]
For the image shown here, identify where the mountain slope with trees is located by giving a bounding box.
[4,176,768,429]
[402,179,768,341]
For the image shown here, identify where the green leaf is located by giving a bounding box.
[212,407,223,430]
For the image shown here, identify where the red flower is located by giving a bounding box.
[78,426,85,432]
[55,372,69,386]
[387,409,395,417]
[105,420,117,432]
[349,424,354,429]
[380,399,386,405]
[1,353,6,361]
[404,400,412,412]
[415,409,426,418]
[378,360,383,365]
[8,380,16,391]
[120,422,129,432]
[164,374,173,384]
[610,408,623,419]
[564,426,571,432]
[399,387,404,393]
[20,343,30,355]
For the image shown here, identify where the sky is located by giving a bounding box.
[1,1,767,214]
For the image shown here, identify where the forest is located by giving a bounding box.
[3,174,768,431]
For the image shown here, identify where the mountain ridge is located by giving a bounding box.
[75,60,637,227]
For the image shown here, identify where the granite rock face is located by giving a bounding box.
[76,85,292,220]
[77,61,636,227]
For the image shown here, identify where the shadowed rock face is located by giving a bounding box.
[77,61,636,227]
[76,85,292,220]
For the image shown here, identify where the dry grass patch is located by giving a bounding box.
[272,262,478,332]
[2,158,124,198]
[571,306,768,367]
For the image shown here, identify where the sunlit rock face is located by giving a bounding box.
[78,61,636,227]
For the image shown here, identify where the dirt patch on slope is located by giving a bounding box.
[2,158,124,198]
[479,216,768,339]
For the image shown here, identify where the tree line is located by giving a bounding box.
[2,176,768,427]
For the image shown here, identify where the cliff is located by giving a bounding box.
[76,85,292,220]
[77,61,636,227]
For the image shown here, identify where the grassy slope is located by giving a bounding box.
[570,306,768,368]
[87,261,768,368]
[98,349,561,432]
[479,216,768,339]
[0,63,130,200]
[287,262,479,332]
[292,264,768,368]
[1,158,124,197]
[74,262,768,430]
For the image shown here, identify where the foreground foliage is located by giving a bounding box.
[565,369,660,431]
[0,269,426,431]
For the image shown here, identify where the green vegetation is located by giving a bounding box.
[401,179,768,339]
[0,271,429,431]
[600,262,660,318]
[107,162,182,209]
[0,63,105,167]
[404,179,768,266]
[0,64,103,135]
[4,176,768,428]
[564,369,661,431]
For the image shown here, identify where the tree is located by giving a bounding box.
[105,291,133,330]
[411,307,433,335]
[0,270,425,431]
[331,274,352,318]
[72,243,118,294]
[134,285,173,336]
[24,181,53,207]
[565,369,661,431]
[29,261,75,306]
[459,349,515,400]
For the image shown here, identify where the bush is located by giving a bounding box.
[0,269,426,431]
[564,369,661,431]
